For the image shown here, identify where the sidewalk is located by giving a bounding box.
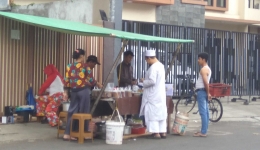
[0,96,260,144]
[182,96,260,133]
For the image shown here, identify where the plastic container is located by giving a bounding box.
[92,88,100,97]
[112,88,121,99]
[123,86,131,97]
[105,121,125,145]
[16,110,30,123]
[120,87,125,98]
[123,126,132,135]
[62,102,70,111]
[125,87,132,97]
[132,85,139,92]
[107,83,114,89]
[131,127,146,134]
[102,90,112,98]
[209,83,231,97]
[172,113,189,135]
[132,127,146,134]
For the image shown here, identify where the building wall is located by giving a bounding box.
[12,0,110,26]
[0,16,103,113]
[12,0,93,24]
[205,22,248,32]
[13,0,61,5]
[249,25,260,34]
[205,0,260,33]
[156,0,205,27]
[122,3,156,22]
[92,0,110,25]
[206,0,260,21]
[205,0,260,24]
[0,17,30,113]
[205,0,241,19]
[245,0,260,21]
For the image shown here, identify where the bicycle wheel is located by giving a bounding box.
[208,98,223,122]
[175,95,196,113]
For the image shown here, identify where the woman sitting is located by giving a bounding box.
[36,64,66,127]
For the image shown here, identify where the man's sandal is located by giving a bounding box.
[147,134,161,139]
[160,133,167,139]
[193,132,207,137]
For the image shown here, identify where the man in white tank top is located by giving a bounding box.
[194,52,212,137]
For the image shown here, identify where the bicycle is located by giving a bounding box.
[175,75,223,122]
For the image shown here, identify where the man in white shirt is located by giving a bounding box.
[194,52,212,137]
[139,50,167,139]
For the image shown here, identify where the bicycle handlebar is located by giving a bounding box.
[184,74,195,84]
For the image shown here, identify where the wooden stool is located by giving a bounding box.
[70,113,93,144]
[57,111,68,138]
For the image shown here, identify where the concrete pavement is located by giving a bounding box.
[0,121,259,150]
[0,96,260,149]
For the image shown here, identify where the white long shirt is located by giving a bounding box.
[139,61,167,121]
[47,76,64,96]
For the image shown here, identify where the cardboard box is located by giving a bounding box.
[14,116,24,123]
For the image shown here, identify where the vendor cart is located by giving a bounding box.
[90,41,191,139]
[0,11,194,140]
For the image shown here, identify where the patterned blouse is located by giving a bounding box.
[65,62,97,90]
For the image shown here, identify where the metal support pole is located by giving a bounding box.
[91,39,128,114]
[165,43,182,80]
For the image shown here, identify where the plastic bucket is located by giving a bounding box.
[62,102,70,111]
[172,114,189,135]
[105,121,125,145]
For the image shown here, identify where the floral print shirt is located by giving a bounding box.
[65,62,97,90]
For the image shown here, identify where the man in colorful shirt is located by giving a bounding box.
[63,49,102,141]
[65,56,100,89]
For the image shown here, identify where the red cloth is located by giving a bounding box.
[38,64,64,95]
[36,92,63,126]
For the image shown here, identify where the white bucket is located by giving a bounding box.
[172,113,189,135]
[62,102,70,111]
[105,121,125,145]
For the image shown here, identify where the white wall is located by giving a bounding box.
[12,0,93,24]
[205,0,260,22]
[205,0,242,19]
[92,0,110,25]
[205,22,248,32]
[122,2,156,22]
[245,0,260,21]
[13,0,61,5]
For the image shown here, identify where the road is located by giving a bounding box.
[1,121,260,150]
[1,97,260,150]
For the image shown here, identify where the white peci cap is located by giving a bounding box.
[145,50,156,57]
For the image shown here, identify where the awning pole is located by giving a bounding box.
[91,39,128,114]
[165,43,182,80]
